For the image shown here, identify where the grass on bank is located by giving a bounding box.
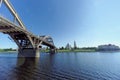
[56,49,96,53]
[0,48,16,52]
[0,48,96,53]
[41,48,96,53]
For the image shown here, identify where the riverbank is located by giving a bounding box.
[0,49,17,53]
[0,51,17,53]
[56,49,96,53]
[41,48,97,53]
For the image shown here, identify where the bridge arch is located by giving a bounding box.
[38,35,55,49]
[0,0,56,57]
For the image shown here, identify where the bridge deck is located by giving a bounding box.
[0,16,55,48]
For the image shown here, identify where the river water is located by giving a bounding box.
[0,52,120,80]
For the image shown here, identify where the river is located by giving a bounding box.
[0,52,120,80]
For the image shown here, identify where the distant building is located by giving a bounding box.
[98,44,120,51]
[65,43,72,50]
[74,41,77,49]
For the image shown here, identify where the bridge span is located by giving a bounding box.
[0,0,56,57]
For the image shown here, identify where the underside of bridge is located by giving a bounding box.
[0,0,56,58]
[0,16,56,57]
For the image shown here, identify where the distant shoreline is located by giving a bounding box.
[42,49,120,53]
[0,49,120,53]
[0,51,17,53]
[41,49,97,53]
[56,49,96,53]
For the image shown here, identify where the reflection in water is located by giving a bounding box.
[14,54,56,80]
[15,57,40,80]
[17,57,39,67]
[1,52,120,79]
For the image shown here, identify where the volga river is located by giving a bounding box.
[0,52,120,80]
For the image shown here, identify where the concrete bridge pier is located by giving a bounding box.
[18,48,40,58]
[49,48,56,53]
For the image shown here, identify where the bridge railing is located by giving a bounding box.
[0,13,19,26]
[0,14,19,26]
[0,2,15,24]
[0,13,10,21]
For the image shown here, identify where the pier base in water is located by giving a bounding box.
[18,48,40,58]
[49,48,56,53]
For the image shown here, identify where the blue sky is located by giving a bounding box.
[0,0,120,48]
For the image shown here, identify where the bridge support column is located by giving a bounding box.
[50,48,56,53]
[18,48,40,58]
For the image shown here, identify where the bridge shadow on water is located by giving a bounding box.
[16,57,40,67]
[14,57,40,80]
[8,53,56,80]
